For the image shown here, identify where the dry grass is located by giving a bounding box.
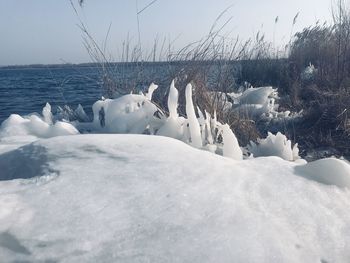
[71,0,350,157]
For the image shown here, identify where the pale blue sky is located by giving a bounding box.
[0,0,334,65]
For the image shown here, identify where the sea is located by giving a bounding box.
[0,61,239,123]
[0,64,105,123]
[0,62,182,123]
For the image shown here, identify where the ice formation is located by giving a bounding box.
[168,80,179,118]
[0,80,336,165]
[156,81,185,140]
[301,63,318,80]
[74,104,90,122]
[0,113,78,139]
[146,82,158,100]
[42,102,53,125]
[220,124,243,160]
[185,83,202,148]
[248,132,300,161]
[226,86,302,122]
[91,95,159,134]
[233,86,278,105]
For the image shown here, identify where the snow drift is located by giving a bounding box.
[0,114,78,138]
[0,134,350,262]
[295,158,350,188]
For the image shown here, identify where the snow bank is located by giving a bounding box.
[248,132,299,161]
[0,134,349,262]
[295,158,350,188]
[0,113,78,139]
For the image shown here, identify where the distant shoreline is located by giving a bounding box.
[0,59,285,70]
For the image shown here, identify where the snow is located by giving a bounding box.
[0,134,349,262]
[0,114,79,139]
[295,158,350,188]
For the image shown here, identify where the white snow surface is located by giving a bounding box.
[0,134,350,262]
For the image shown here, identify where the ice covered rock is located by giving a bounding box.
[92,94,159,134]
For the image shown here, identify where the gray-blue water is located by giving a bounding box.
[0,62,238,123]
[0,65,104,123]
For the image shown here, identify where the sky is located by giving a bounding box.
[0,0,335,66]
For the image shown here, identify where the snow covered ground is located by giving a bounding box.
[0,134,350,262]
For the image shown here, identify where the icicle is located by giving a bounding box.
[75,104,90,122]
[168,80,179,118]
[146,83,158,100]
[292,143,300,160]
[185,83,202,148]
[196,106,206,144]
[197,106,205,121]
[221,124,242,160]
[210,110,218,142]
[205,111,214,145]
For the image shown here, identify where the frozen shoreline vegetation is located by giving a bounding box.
[0,81,303,161]
[0,81,350,262]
